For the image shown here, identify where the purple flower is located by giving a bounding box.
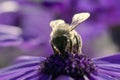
[0,53,120,80]
[0,24,23,46]
[0,0,54,56]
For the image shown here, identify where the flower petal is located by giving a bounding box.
[94,55,120,79]
[97,68,120,78]
[0,56,46,80]
[94,53,120,64]
[0,67,38,80]
[14,56,46,64]
[0,24,23,46]
[91,72,117,80]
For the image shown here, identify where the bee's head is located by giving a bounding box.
[51,35,69,53]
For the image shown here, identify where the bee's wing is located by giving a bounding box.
[50,19,65,30]
[70,13,90,31]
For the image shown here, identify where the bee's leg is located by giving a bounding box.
[73,36,79,53]
[65,39,73,53]
[51,42,60,54]
[75,35,82,54]
[69,39,73,53]
[51,43,57,54]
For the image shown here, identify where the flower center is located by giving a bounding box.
[39,53,96,79]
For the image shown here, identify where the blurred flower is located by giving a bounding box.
[0,24,22,46]
[0,53,120,80]
[0,0,54,57]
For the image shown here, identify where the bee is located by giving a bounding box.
[50,12,90,54]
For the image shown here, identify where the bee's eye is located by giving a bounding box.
[52,36,68,53]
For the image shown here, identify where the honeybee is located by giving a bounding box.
[50,13,90,54]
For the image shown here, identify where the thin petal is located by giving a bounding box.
[94,58,120,79]
[0,56,46,80]
[8,70,37,80]
[97,68,120,78]
[14,56,46,63]
[0,67,38,80]
[91,72,117,80]
[0,24,23,46]
[90,73,106,80]
[97,63,120,73]
[94,53,120,64]
[0,60,40,73]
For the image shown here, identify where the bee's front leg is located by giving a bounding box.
[74,35,82,54]
[65,39,73,53]
[51,42,60,54]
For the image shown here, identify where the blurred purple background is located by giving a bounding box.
[0,0,120,68]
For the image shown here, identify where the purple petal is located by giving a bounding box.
[97,63,120,68]
[0,56,46,80]
[91,72,117,80]
[90,74,105,80]
[94,55,120,79]
[97,63,120,73]
[0,24,23,46]
[14,70,39,80]
[0,56,46,72]
[97,68,120,78]
[0,67,38,80]
[94,53,120,64]
[14,56,46,63]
